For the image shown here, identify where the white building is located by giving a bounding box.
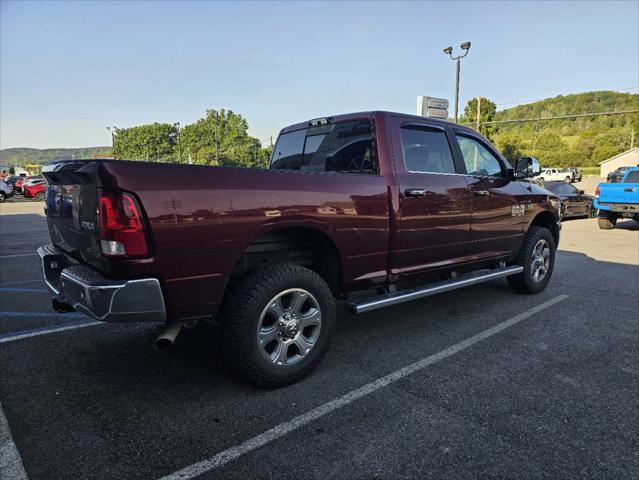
[598,147,639,178]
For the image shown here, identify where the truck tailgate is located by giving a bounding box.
[42,161,104,270]
[599,183,639,204]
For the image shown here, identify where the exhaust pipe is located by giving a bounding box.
[154,322,184,351]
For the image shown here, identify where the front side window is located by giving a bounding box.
[400,127,456,174]
[455,134,503,177]
[547,183,577,195]
[271,121,374,173]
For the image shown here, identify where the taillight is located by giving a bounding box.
[98,191,149,258]
[595,185,600,199]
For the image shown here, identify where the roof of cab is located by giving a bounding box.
[278,111,466,135]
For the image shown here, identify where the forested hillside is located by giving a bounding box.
[489,91,638,167]
[0,146,112,166]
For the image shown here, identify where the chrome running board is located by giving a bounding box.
[350,265,524,314]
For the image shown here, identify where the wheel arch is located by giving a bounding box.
[529,210,559,245]
[232,225,344,295]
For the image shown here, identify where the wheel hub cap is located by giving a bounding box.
[257,288,322,366]
[278,313,301,339]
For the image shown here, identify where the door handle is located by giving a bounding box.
[404,188,426,197]
[473,190,490,196]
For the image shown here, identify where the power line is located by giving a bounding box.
[484,109,639,125]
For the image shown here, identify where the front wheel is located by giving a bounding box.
[0,192,5,203]
[35,192,45,201]
[220,264,336,388]
[564,176,571,183]
[508,226,556,294]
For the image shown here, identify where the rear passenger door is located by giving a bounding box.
[453,131,525,259]
[394,123,473,273]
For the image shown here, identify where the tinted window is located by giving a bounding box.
[624,171,639,183]
[400,127,455,173]
[271,121,374,173]
[456,134,503,177]
[545,182,576,195]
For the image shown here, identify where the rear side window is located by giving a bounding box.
[400,127,456,174]
[624,171,639,183]
[271,121,374,173]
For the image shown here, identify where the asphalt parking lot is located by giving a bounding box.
[1,183,638,480]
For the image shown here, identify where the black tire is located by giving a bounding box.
[564,176,571,183]
[220,264,336,388]
[35,192,45,201]
[538,177,544,183]
[508,226,556,294]
[0,192,5,203]
[597,211,617,230]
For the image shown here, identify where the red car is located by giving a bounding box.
[23,179,47,200]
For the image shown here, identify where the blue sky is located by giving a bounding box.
[1,0,637,149]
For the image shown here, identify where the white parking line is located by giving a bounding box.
[159,294,570,480]
[0,320,102,344]
[0,253,36,259]
[0,402,28,480]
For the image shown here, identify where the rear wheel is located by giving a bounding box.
[508,226,556,294]
[0,192,5,203]
[220,264,335,388]
[35,191,45,201]
[597,211,617,229]
[564,176,571,183]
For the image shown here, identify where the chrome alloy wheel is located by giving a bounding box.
[257,288,322,366]
[531,239,551,283]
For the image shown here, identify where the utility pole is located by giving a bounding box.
[270,136,273,148]
[213,111,220,164]
[443,42,471,123]
[173,122,182,163]
[475,96,481,132]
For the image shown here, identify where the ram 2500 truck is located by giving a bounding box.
[39,111,561,387]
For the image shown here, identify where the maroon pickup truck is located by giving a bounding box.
[39,111,560,387]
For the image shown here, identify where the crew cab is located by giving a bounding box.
[535,168,572,183]
[595,166,639,229]
[38,111,561,387]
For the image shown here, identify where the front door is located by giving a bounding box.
[395,123,473,273]
[453,132,525,259]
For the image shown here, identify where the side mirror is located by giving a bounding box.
[514,157,541,179]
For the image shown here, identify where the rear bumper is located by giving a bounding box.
[37,244,166,323]
[594,200,638,215]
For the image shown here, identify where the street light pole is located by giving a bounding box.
[106,126,117,158]
[443,42,471,123]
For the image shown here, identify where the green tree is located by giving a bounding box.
[180,109,265,167]
[113,123,177,161]
[461,97,497,140]
[494,131,525,161]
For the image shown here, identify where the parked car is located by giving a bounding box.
[23,179,47,201]
[38,111,561,387]
[595,167,639,229]
[543,181,594,218]
[561,167,582,182]
[535,168,572,183]
[606,166,632,183]
[0,179,15,202]
[22,175,44,188]
[14,177,25,194]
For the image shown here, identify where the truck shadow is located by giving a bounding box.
[76,249,639,397]
[615,219,639,231]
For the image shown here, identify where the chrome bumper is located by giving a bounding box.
[37,244,166,323]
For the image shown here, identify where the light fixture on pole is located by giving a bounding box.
[443,42,471,123]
